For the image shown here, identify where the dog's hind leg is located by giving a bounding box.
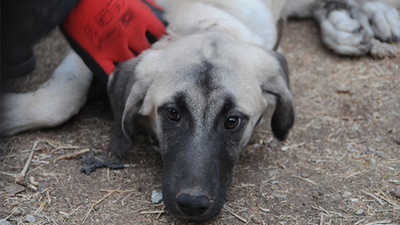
[0,50,93,136]
[282,0,399,57]
[316,0,400,56]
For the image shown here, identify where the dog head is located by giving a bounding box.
[108,32,294,221]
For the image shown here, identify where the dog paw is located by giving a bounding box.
[361,2,400,42]
[320,10,372,55]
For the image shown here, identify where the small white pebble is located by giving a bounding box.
[342,191,352,198]
[355,209,364,215]
[151,190,163,203]
[25,215,36,223]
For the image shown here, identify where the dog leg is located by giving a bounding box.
[313,0,375,55]
[359,1,400,42]
[281,0,371,55]
[312,0,399,56]
[1,50,93,136]
[283,0,399,56]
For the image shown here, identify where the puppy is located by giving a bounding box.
[106,0,399,220]
[1,0,399,221]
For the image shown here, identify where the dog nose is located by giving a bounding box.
[176,193,211,216]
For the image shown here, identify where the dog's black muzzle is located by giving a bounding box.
[160,138,235,221]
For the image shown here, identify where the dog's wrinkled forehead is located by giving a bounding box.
[167,61,237,125]
[138,32,274,117]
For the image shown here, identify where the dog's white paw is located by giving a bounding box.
[361,2,400,42]
[320,10,372,55]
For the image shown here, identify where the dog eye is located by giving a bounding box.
[225,116,241,129]
[165,108,180,121]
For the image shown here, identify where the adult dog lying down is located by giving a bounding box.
[2,0,400,221]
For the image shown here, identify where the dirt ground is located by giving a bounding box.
[1,18,400,225]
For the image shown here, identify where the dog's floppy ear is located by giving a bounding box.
[107,57,151,156]
[261,52,294,141]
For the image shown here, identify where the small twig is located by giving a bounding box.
[47,189,52,205]
[292,175,317,185]
[1,171,17,177]
[319,214,324,225]
[156,206,165,220]
[99,188,131,193]
[365,220,392,225]
[121,192,135,206]
[376,190,399,208]
[35,201,47,214]
[42,139,58,148]
[311,205,346,217]
[56,149,90,161]
[16,140,39,183]
[0,148,42,159]
[51,146,80,153]
[129,208,151,213]
[345,170,364,180]
[311,206,330,216]
[281,142,305,151]
[82,188,121,222]
[51,219,59,225]
[223,205,247,223]
[65,198,73,212]
[40,183,53,195]
[29,176,39,186]
[19,148,42,153]
[140,210,165,214]
[355,219,366,225]
[70,205,83,216]
[5,207,18,220]
[258,206,270,212]
[328,128,342,138]
[59,211,70,216]
[361,191,384,205]
[32,160,50,164]
[301,120,315,132]
[262,175,276,184]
